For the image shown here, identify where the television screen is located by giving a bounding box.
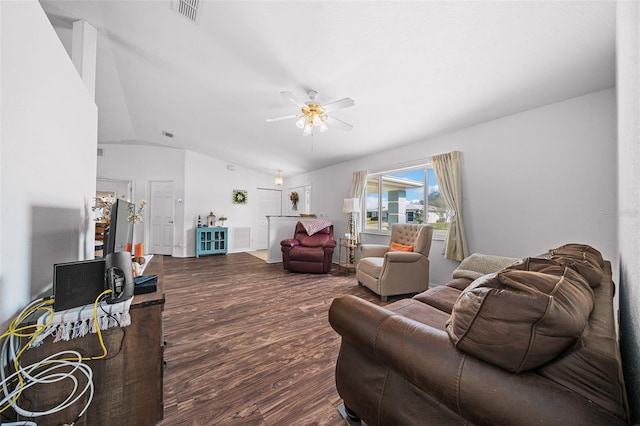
[104,199,134,256]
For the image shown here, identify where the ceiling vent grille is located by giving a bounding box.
[173,0,201,23]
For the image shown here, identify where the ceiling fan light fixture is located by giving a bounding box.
[266,90,354,136]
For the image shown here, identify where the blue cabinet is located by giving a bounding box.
[196,227,228,257]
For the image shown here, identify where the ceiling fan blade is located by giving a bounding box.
[327,115,353,132]
[281,91,307,108]
[321,97,355,112]
[266,114,299,123]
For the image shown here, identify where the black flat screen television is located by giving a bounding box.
[104,199,134,256]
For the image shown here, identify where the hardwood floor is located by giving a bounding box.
[158,253,394,425]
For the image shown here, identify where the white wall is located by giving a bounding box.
[616,1,640,423]
[183,151,281,256]
[295,89,617,285]
[1,0,98,326]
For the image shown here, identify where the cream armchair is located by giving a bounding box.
[356,224,434,301]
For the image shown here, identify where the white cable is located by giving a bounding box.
[1,299,95,423]
[5,350,94,418]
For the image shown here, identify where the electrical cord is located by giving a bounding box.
[1,289,115,424]
[97,303,126,361]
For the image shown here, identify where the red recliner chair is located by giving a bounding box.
[281,221,336,273]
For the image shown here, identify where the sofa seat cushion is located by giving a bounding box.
[386,299,451,330]
[358,256,384,279]
[414,286,463,314]
[446,266,594,373]
[444,277,474,291]
[288,246,326,262]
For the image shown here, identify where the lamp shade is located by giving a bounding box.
[342,198,360,213]
[275,170,283,186]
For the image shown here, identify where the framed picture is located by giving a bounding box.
[233,189,247,204]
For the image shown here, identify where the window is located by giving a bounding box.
[365,165,450,235]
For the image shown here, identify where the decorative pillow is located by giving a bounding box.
[446,267,593,373]
[389,242,414,252]
[539,243,604,288]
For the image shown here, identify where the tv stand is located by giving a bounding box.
[19,256,165,426]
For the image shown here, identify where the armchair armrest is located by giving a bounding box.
[384,251,424,263]
[280,239,300,248]
[323,239,337,249]
[360,244,389,258]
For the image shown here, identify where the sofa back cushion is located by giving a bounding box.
[446,265,594,373]
[537,243,604,288]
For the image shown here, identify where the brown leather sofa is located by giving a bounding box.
[329,244,629,425]
[281,221,336,273]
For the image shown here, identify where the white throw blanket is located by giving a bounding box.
[299,219,332,236]
[29,297,133,348]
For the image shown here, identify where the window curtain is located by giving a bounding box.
[430,151,469,261]
[349,170,367,244]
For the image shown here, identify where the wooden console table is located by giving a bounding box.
[20,256,165,426]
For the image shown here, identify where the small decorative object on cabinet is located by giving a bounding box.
[196,227,228,257]
[339,237,357,276]
[207,212,216,227]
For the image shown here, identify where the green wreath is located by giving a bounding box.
[233,189,247,204]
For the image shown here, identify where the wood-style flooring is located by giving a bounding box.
[158,253,395,426]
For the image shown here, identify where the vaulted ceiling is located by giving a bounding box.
[40,1,616,178]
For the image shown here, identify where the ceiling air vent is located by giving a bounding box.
[173,0,201,23]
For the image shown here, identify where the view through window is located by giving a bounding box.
[365,166,450,234]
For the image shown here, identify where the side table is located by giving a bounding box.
[338,237,357,276]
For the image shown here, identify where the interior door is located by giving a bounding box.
[256,188,282,249]
[149,181,174,255]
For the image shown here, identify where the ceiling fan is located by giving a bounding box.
[266,90,355,136]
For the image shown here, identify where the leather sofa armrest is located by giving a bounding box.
[280,239,300,248]
[384,251,424,263]
[360,244,389,258]
[329,295,461,395]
